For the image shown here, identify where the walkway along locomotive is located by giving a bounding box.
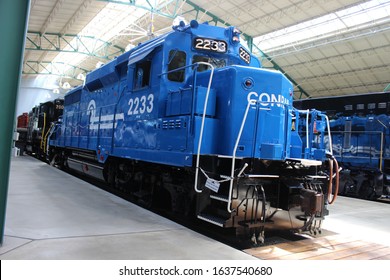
[47,20,338,242]
[295,92,390,200]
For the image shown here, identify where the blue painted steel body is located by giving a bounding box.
[294,92,390,199]
[47,21,335,236]
[194,66,293,159]
[50,21,327,168]
[330,114,390,171]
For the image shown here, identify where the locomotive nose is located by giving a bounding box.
[228,67,293,160]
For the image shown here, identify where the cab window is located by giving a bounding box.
[168,50,186,82]
[134,60,151,89]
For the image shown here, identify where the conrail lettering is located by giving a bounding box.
[247,92,290,107]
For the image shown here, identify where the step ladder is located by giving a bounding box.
[196,174,280,229]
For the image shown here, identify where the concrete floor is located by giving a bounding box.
[1,156,390,259]
[0,156,255,260]
[323,195,390,247]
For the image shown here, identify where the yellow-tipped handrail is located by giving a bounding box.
[40,113,46,151]
[379,132,383,172]
[43,123,54,153]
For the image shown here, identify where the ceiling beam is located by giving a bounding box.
[291,46,388,68]
[97,0,181,19]
[310,80,386,96]
[298,65,389,84]
[61,0,93,35]
[252,44,310,98]
[26,0,96,68]
[40,0,66,35]
[182,0,230,26]
[25,31,124,60]
[267,20,390,58]
[23,61,88,80]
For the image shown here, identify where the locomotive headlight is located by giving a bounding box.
[172,16,187,28]
[232,28,241,43]
[226,26,241,44]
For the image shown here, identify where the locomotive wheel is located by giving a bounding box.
[49,154,58,166]
[50,153,64,169]
[358,181,375,199]
[386,186,390,196]
[338,173,354,195]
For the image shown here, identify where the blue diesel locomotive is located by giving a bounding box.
[295,92,390,200]
[48,20,337,242]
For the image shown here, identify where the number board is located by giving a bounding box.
[193,37,227,53]
[239,47,251,64]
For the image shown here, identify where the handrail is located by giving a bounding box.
[43,123,54,153]
[297,110,333,156]
[193,62,215,193]
[297,110,310,151]
[158,63,201,77]
[40,112,47,151]
[380,132,384,172]
[227,99,257,212]
[319,113,333,155]
[305,110,309,150]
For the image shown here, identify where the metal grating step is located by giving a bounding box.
[197,213,227,227]
[210,194,229,202]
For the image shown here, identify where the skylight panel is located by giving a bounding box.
[339,0,390,27]
[46,0,160,76]
[254,0,390,53]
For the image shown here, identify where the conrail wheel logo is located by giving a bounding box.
[86,99,124,130]
[87,100,96,119]
[247,92,290,107]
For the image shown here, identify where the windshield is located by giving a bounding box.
[192,55,226,72]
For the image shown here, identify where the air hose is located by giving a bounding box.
[327,157,339,204]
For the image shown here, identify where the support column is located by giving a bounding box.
[0,0,30,245]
